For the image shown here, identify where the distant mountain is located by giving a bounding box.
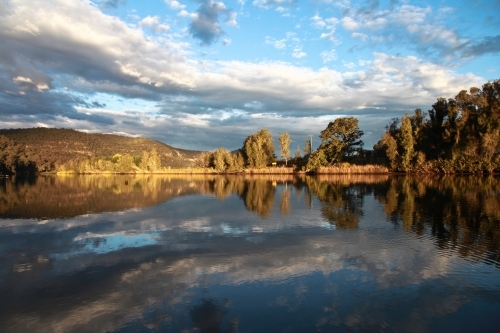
[0,128,202,173]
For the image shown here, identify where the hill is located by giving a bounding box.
[0,128,202,173]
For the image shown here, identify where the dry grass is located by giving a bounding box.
[316,163,389,174]
[315,173,390,184]
[243,167,296,174]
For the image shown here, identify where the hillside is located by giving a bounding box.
[0,128,202,173]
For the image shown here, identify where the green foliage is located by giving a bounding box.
[375,79,500,173]
[318,117,364,164]
[305,150,328,171]
[278,132,291,165]
[233,151,245,170]
[398,114,414,171]
[57,148,161,173]
[243,129,275,168]
[212,147,234,172]
[0,128,201,173]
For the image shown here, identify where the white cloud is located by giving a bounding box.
[292,46,307,59]
[351,32,367,40]
[0,0,488,151]
[178,9,191,17]
[227,12,238,27]
[164,0,186,10]
[139,16,170,33]
[341,17,358,30]
[316,17,339,43]
[390,5,430,25]
[140,16,160,27]
[265,36,287,49]
[311,14,326,29]
[320,50,337,63]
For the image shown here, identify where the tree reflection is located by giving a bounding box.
[0,174,211,219]
[280,186,291,215]
[190,299,226,333]
[239,178,276,218]
[375,175,500,265]
[306,177,367,229]
[3,174,499,266]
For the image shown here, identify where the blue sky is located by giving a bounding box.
[0,0,499,151]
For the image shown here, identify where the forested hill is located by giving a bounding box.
[0,128,201,173]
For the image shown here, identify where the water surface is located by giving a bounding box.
[1,174,499,332]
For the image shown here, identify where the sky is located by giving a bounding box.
[0,0,499,152]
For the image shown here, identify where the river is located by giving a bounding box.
[0,174,499,332]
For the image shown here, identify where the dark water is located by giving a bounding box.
[1,174,499,333]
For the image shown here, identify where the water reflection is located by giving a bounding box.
[375,176,500,265]
[0,174,499,333]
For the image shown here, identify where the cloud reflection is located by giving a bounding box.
[0,174,500,332]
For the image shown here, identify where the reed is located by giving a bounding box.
[243,167,296,174]
[316,163,389,174]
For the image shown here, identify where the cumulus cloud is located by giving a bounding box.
[188,0,236,45]
[0,0,488,150]
[139,16,170,33]
[341,16,358,30]
[320,50,337,63]
[164,0,186,10]
[312,15,340,43]
[265,36,287,49]
[292,46,307,59]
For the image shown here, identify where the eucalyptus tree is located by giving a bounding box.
[243,129,275,168]
[319,117,364,163]
[278,132,291,165]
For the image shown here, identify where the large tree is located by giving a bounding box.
[278,132,291,165]
[374,79,500,172]
[243,129,275,168]
[319,117,364,163]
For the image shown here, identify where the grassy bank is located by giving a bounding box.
[315,163,389,174]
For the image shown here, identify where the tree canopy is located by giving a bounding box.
[374,79,500,172]
[278,132,291,165]
[243,129,275,168]
[319,117,364,164]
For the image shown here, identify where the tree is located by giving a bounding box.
[212,147,233,172]
[295,144,301,160]
[304,138,312,156]
[243,129,275,168]
[147,148,161,171]
[278,132,291,165]
[319,117,364,163]
[398,114,414,171]
[377,132,398,170]
[305,150,328,171]
[233,151,245,170]
[139,148,162,172]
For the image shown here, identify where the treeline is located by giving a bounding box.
[373,80,500,173]
[1,79,499,174]
[197,129,276,172]
[0,128,200,174]
[57,148,164,174]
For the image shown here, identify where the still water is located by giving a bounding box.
[0,174,499,333]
